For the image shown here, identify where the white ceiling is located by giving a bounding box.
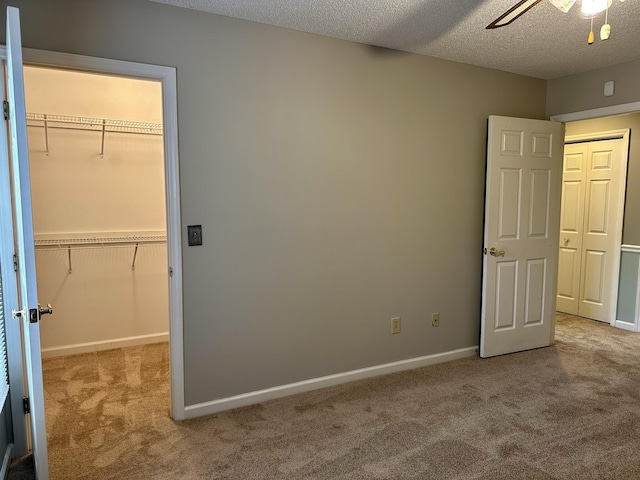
[150,0,640,80]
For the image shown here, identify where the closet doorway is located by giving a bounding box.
[556,128,630,323]
[23,65,172,450]
[25,67,169,356]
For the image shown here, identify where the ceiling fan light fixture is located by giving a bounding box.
[547,0,576,13]
[581,0,612,15]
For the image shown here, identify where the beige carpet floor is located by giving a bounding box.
[41,314,640,479]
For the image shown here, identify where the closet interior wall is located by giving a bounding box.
[24,66,169,357]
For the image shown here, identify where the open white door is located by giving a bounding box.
[480,115,563,358]
[5,6,49,479]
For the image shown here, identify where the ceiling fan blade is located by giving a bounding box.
[486,0,543,29]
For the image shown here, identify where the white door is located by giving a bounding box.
[557,137,628,322]
[480,115,563,358]
[5,6,49,479]
[0,47,28,460]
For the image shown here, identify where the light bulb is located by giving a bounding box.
[581,0,612,15]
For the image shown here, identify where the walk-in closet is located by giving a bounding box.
[26,66,168,356]
[24,66,170,466]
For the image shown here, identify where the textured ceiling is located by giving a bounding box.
[149,0,640,79]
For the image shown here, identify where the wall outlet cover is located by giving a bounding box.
[392,317,401,334]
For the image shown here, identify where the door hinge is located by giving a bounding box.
[22,397,29,414]
[3,101,8,121]
[13,253,18,272]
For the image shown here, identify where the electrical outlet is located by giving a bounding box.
[392,317,401,334]
[432,312,440,327]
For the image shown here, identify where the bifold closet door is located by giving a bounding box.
[557,138,626,322]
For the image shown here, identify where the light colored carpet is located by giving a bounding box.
[40,314,640,479]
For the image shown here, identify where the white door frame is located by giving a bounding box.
[0,46,186,420]
[551,102,640,123]
[552,102,639,332]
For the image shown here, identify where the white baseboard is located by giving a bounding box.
[184,345,478,419]
[41,332,169,358]
[614,320,636,332]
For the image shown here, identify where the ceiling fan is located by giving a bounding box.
[486,0,624,43]
[486,0,621,29]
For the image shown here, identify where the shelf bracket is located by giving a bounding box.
[131,242,139,270]
[43,114,50,155]
[67,245,72,274]
[100,119,106,157]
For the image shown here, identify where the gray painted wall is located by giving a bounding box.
[547,58,640,118]
[617,251,639,323]
[565,114,640,246]
[3,0,547,405]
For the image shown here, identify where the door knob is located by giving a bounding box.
[489,247,506,257]
[564,238,570,246]
[21,304,53,323]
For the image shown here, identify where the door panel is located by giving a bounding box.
[591,148,612,170]
[564,151,583,172]
[495,261,517,330]
[557,248,578,301]
[529,170,550,237]
[6,6,49,479]
[532,132,553,157]
[498,169,521,239]
[582,249,606,304]
[524,258,545,325]
[480,116,563,358]
[586,180,609,234]
[561,181,582,232]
